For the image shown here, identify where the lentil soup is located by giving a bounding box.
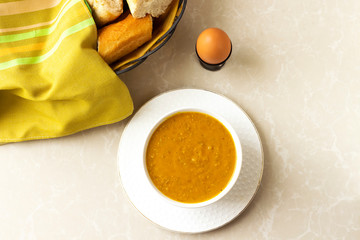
[146,111,237,204]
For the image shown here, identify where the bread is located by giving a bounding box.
[126,0,173,18]
[86,0,123,26]
[97,12,153,64]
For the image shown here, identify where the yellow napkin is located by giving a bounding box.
[0,0,133,143]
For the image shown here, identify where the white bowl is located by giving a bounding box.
[142,108,242,208]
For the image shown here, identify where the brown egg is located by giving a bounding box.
[196,28,232,65]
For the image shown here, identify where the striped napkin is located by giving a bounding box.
[0,0,133,143]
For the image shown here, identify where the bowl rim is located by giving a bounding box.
[142,108,243,208]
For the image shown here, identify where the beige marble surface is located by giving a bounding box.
[1,0,360,239]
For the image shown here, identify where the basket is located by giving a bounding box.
[114,0,187,75]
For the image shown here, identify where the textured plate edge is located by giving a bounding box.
[116,88,265,234]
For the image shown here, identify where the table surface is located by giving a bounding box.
[1,0,360,239]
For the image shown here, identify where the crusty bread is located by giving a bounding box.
[87,0,123,26]
[97,12,153,64]
[126,0,173,18]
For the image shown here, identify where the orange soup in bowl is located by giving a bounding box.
[145,111,237,204]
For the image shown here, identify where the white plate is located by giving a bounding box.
[117,89,264,233]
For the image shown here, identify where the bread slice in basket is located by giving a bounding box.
[97,12,153,64]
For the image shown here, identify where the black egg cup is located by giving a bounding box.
[195,42,232,71]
